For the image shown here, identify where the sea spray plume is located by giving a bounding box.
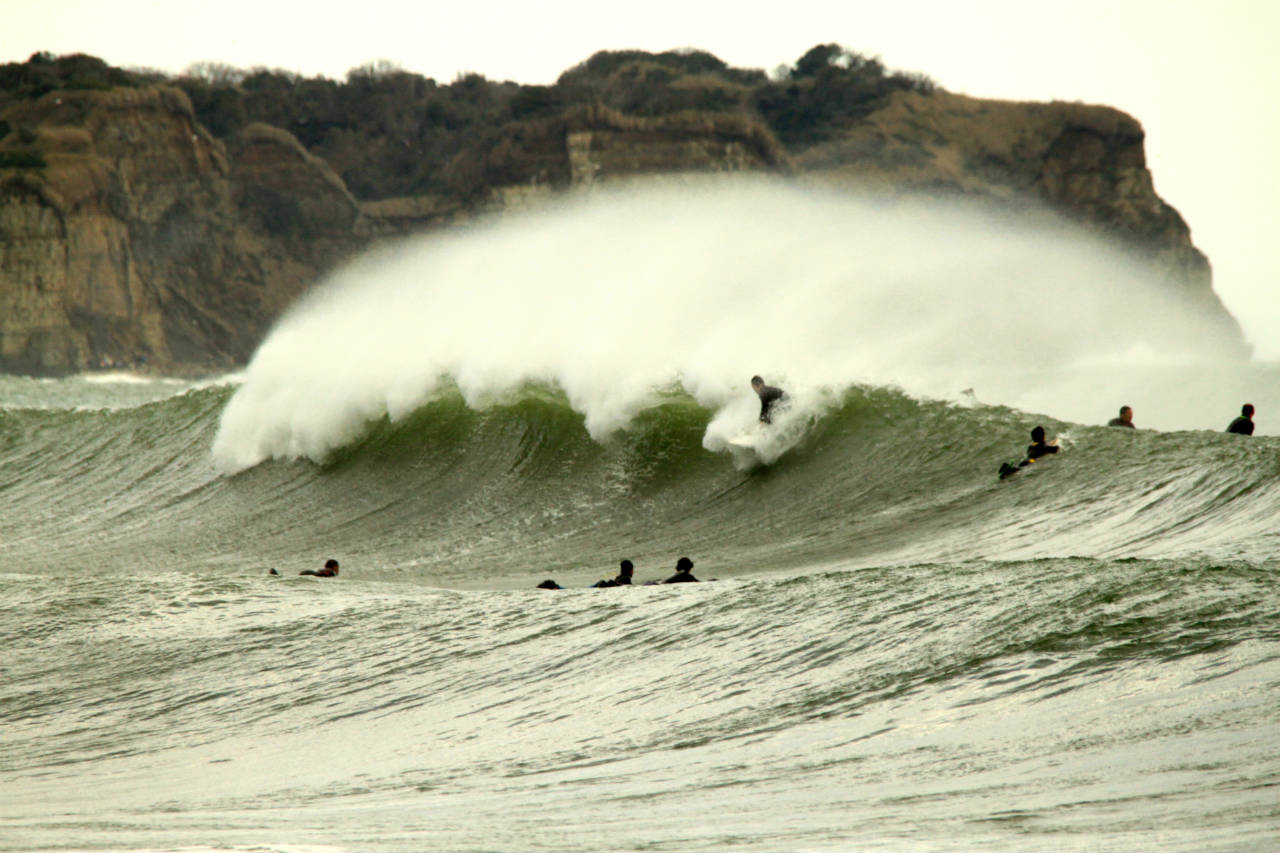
[212,178,1248,473]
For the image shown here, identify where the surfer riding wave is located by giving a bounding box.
[751,375,785,424]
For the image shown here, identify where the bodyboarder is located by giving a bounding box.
[300,558,340,577]
[998,426,1060,479]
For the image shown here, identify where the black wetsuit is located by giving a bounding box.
[756,385,784,423]
[1107,417,1135,428]
[1227,416,1254,435]
[1025,441,1059,461]
[663,570,699,584]
[998,439,1059,479]
[299,568,338,577]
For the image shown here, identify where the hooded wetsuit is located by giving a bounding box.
[1025,441,1059,461]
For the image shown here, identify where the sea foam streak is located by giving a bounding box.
[213,178,1254,473]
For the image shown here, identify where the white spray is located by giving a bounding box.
[212,178,1263,473]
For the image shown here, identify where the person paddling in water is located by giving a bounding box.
[1226,403,1255,435]
[300,558,339,577]
[751,375,785,424]
[1107,405,1135,428]
[591,559,635,587]
[1023,426,1059,462]
[999,426,1060,478]
[663,557,699,584]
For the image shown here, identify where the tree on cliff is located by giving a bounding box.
[0,52,138,99]
[754,43,937,146]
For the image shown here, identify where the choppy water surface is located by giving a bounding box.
[2,184,1278,851]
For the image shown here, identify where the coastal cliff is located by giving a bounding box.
[0,51,1249,374]
[0,86,362,374]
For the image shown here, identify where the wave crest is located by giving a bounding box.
[213,180,1254,473]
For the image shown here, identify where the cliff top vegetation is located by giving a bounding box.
[0,45,937,201]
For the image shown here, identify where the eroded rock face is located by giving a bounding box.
[0,85,1249,374]
[0,87,363,374]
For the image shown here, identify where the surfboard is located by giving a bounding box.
[728,432,759,448]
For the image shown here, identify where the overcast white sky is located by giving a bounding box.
[5,1,1277,356]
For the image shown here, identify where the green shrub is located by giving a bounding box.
[0,51,138,98]
[0,150,47,169]
[754,44,936,146]
[2,45,936,199]
[63,77,115,91]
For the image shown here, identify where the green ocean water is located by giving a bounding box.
[2,374,1278,852]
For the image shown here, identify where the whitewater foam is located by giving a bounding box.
[213,178,1258,472]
